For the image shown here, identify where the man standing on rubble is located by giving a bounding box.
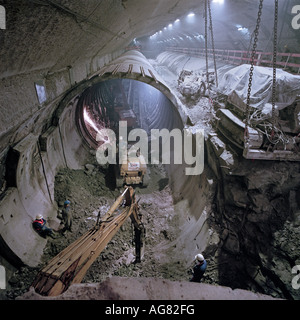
[61,200,72,233]
[190,253,207,282]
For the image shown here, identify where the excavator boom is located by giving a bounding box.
[32,186,144,296]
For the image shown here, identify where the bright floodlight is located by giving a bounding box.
[212,0,224,4]
[187,13,195,17]
[175,19,180,23]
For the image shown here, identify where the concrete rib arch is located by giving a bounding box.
[0,50,189,267]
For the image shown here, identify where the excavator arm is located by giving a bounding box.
[32,186,145,296]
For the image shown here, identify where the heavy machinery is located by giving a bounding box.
[32,186,145,296]
[115,146,149,188]
[178,69,215,99]
[215,0,300,162]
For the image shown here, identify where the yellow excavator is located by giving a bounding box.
[32,186,145,296]
[115,152,149,188]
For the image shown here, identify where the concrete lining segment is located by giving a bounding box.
[89,50,188,124]
[0,50,189,267]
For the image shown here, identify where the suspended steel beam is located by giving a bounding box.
[32,186,145,296]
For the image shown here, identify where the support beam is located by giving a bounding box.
[31,186,145,296]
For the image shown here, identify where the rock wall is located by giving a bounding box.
[152,50,300,300]
[206,132,300,300]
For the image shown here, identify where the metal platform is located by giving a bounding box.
[216,108,300,161]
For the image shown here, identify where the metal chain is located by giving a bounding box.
[271,0,278,140]
[207,0,218,87]
[205,0,209,87]
[245,0,263,146]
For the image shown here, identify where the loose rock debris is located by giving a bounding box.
[4,163,217,299]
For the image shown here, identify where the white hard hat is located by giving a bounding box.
[36,214,43,220]
[195,254,204,262]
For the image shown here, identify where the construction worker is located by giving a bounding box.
[32,215,56,239]
[190,253,207,283]
[61,200,72,233]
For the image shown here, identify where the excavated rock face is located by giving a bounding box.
[206,134,300,300]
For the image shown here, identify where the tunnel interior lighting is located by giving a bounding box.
[187,13,195,18]
[236,24,249,35]
[212,0,224,4]
[35,81,47,104]
[79,79,176,148]
[175,19,180,23]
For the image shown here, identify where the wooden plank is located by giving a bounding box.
[72,207,133,284]
[33,187,144,296]
[41,229,97,274]
[34,207,132,295]
[48,280,65,297]
[42,190,129,275]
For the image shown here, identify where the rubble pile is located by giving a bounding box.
[4,162,217,299]
[206,135,300,299]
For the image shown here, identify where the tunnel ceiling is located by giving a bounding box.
[1,0,299,79]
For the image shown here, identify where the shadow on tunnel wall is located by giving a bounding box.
[0,234,23,268]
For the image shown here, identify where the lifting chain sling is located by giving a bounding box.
[205,0,209,88]
[207,0,218,87]
[204,0,218,108]
[271,0,278,142]
[244,0,263,148]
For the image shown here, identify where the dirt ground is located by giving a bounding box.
[3,159,217,299]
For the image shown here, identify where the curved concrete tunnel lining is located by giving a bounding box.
[54,53,212,273]
[0,96,92,267]
[0,50,197,269]
[2,48,298,299]
[76,78,184,151]
[0,0,299,301]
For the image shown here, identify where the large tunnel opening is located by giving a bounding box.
[76,78,183,152]
[2,43,299,300]
[27,75,207,297]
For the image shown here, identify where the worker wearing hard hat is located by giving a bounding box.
[61,200,72,234]
[190,253,207,282]
[32,214,56,239]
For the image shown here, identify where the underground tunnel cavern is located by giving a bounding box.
[0,0,300,301]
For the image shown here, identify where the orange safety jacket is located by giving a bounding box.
[32,218,45,231]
